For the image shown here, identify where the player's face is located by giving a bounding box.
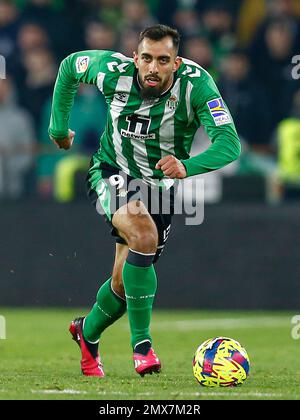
[134,36,182,99]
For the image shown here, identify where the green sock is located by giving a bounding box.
[83,277,127,343]
[122,259,157,349]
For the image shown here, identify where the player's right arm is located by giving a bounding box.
[48,50,111,148]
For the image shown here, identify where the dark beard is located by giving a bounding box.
[139,85,161,100]
[137,73,162,100]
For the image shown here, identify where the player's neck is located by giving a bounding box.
[161,74,174,95]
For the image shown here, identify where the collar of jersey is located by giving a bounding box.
[133,68,178,99]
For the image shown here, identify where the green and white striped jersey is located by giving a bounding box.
[49,50,241,185]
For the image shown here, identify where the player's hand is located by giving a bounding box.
[155,155,187,179]
[51,129,75,150]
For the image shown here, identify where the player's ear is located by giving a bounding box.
[133,51,139,68]
[173,56,182,72]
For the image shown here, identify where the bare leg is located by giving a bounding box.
[111,243,128,299]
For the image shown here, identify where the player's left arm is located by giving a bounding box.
[155,155,187,179]
[180,76,241,177]
[156,75,241,179]
[155,106,240,178]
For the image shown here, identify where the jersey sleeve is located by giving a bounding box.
[48,50,111,140]
[181,73,241,177]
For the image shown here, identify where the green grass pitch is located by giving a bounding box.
[0,308,299,400]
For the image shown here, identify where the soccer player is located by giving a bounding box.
[49,25,241,377]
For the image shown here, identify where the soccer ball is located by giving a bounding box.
[193,337,250,387]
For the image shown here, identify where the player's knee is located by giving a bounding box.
[127,228,158,254]
[113,202,158,253]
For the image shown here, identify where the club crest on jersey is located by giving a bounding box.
[207,98,232,126]
[75,56,90,73]
[167,94,178,110]
[114,92,128,103]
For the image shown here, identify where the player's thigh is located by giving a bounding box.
[112,200,158,253]
[86,161,134,243]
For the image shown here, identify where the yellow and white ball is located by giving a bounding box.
[193,337,250,387]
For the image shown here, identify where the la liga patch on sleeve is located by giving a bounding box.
[207,98,232,126]
[75,56,90,73]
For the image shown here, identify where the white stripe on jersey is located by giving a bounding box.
[159,78,181,158]
[182,57,213,80]
[97,72,105,93]
[110,75,133,171]
[181,58,201,68]
[111,52,134,62]
[185,80,194,124]
[131,100,156,179]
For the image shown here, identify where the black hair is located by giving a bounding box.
[139,24,181,53]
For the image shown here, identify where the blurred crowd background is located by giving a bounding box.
[1,0,300,203]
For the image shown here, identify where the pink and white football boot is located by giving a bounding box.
[69,317,105,377]
[133,347,161,377]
